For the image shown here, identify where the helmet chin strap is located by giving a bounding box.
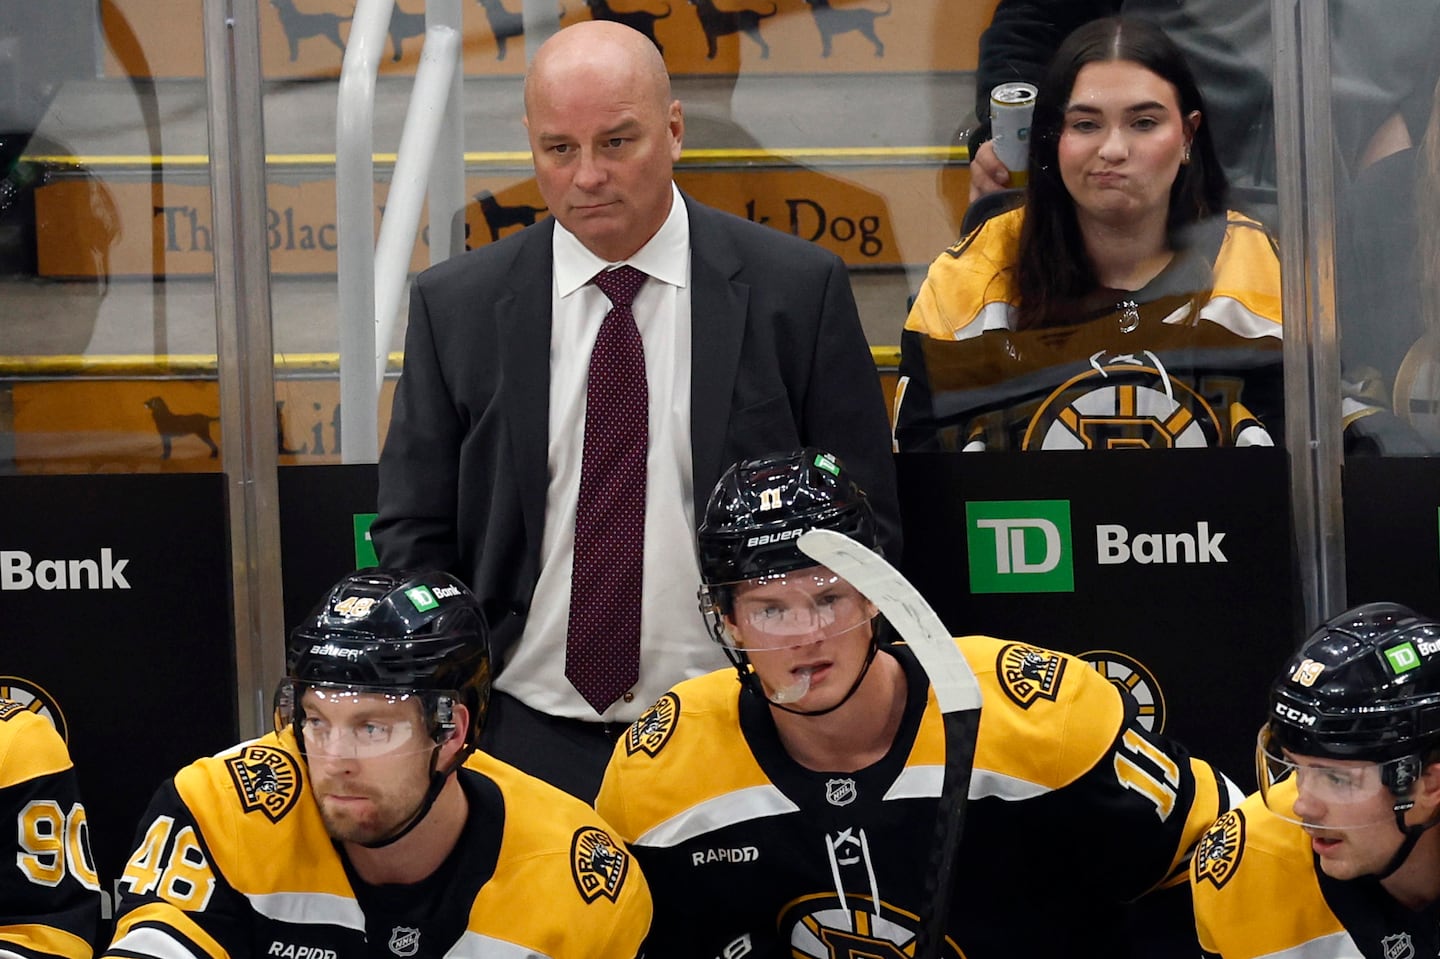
[357,746,449,850]
[769,634,881,718]
[357,736,472,851]
[1373,804,1440,880]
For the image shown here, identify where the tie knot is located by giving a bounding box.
[592,265,647,308]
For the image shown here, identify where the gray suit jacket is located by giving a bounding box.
[372,193,900,662]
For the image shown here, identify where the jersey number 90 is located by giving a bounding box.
[18,800,101,891]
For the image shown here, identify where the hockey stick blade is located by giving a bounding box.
[798,529,980,959]
[797,529,981,714]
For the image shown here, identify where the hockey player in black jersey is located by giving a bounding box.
[1193,603,1440,958]
[596,447,1234,958]
[0,703,101,959]
[105,569,650,959]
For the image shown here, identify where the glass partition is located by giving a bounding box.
[2,1,225,473]
[896,5,1284,454]
[1331,6,1440,450]
[0,0,245,917]
[2,2,978,468]
[1332,2,1440,617]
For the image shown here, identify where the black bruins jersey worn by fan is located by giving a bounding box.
[0,703,101,959]
[104,731,650,959]
[1191,781,1437,959]
[597,637,1232,958]
[895,207,1283,451]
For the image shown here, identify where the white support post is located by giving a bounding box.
[374,25,459,388]
[336,0,394,463]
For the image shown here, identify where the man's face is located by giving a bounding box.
[1286,751,1410,881]
[299,688,437,846]
[725,566,878,712]
[524,54,683,262]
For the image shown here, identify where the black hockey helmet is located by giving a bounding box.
[278,568,491,758]
[1266,602,1440,767]
[1259,602,1440,873]
[698,447,877,588]
[697,449,882,715]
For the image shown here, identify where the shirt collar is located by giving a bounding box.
[553,182,690,298]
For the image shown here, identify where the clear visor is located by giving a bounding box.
[1256,724,1410,830]
[701,569,877,652]
[274,681,446,760]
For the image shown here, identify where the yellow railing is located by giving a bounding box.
[0,347,901,378]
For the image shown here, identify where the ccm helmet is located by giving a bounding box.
[1259,602,1440,875]
[697,449,880,713]
[1267,602,1440,766]
[277,569,490,844]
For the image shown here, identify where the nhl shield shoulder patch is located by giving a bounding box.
[624,692,679,758]
[997,643,1067,708]
[1193,809,1245,889]
[571,827,630,904]
[225,743,303,823]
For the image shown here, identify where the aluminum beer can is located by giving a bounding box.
[989,81,1037,186]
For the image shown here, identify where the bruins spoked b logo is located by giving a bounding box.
[625,692,679,758]
[1078,651,1165,733]
[0,676,68,741]
[225,744,302,823]
[779,893,964,958]
[571,827,630,903]
[1023,353,1223,450]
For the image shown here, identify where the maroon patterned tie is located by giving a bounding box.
[566,265,648,713]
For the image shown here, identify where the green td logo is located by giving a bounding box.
[405,586,438,612]
[1385,642,1421,675]
[966,499,1075,594]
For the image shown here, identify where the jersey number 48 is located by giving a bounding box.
[120,816,217,912]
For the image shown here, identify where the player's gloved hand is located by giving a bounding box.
[968,139,1012,203]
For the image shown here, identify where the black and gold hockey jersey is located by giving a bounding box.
[0,702,101,959]
[1191,782,1436,959]
[596,638,1232,958]
[104,732,651,959]
[896,207,1284,451]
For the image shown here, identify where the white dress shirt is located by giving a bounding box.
[495,183,728,722]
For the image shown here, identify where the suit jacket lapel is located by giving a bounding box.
[496,221,556,550]
[686,196,748,517]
